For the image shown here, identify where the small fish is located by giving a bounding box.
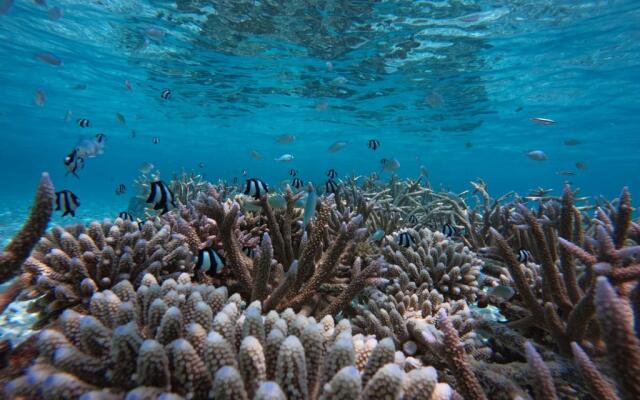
[487,285,515,301]
[244,178,269,199]
[242,169,248,176]
[576,162,587,170]
[442,223,457,238]
[195,248,225,276]
[325,179,338,194]
[75,136,105,158]
[34,88,46,106]
[55,190,80,217]
[0,0,14,15]
[397,231,415,248]
[146,181,176,215]
[135,218,145,230]
[47,6,63,21]
[380,158,400,172]
[115,184,126,195]
[139,162,154,174]
[198,162,205,168]
[35,52,62,66]
[73,84,87,91]
[465,142,473,149]
[291,177,304,190]
[124,79,133,91]
[328,141,347,153]
[515,106,523,112]
[330,76,348,86]
[275,134,296,144]
[369,229,385,242]
[325,61,333,71]
[564,138,581,146]
[516,249,533,264]
[555,171,576,177]
[301,183,317,231]
[315,100,328,111]
[118,212,134,222]
[531,117,555,125]
[152,137,160,144]
[64,110,73,122]
[242,246,255,258]
[63,149,84,178]
[368,139,380,150]
[131,130,136,138]
[77,118,90,128]
[289,169,297,176]
[116,113,126,124]
[145,26,166,41]
[160,88,171,100]
[425,91,443,108]
[274,154,295,162]
[326,169,338,179]
[527,150,548,161]
[95,133,106,143]
[408,214,419,225]
[250,150,263,160]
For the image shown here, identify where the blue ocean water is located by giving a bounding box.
[0,0,639,232]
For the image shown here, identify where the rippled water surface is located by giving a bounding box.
[0,0,639,222]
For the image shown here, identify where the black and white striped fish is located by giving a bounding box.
[397,231,415,248]
[55,190,80,217]
[95,133,106,143]
[77,118,90,128]
[516,249,533,264]
[368,139,380,150]
[442,223,456,238]
[63,149,84,178]
[242,246,255,258]
[326,169,338,179]
[289,169,297,177]
[118,211,134,221]
[152,137,160,144]
[146,180,176,215]
[195,248,224,276]
[160,88,171,100]
[244,178,269,199]
[291,178,304,190]
[325,179,338,194]
[136,218,145,230]
[408,214,418,225]
[115,184,126,195]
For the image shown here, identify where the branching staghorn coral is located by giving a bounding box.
[22,217,192,328]
[6,272,456,400]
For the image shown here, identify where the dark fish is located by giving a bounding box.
[408,214,418,225]
[515,106,523,112]
[576,162,587,170]
[242,246,255,258]
[244,178,269,199]
[517,249,532,264]
[152,137,160,144]
[160,88,171,100]
[118,211,134,221]
[465,142,473,149]
[77,118,90,128]
[146,181,176,215]
[195,248,224,276]
[442,223,455,238]
[136,218,145,230]
[564,138,581,146]
[131,130,137,138]
[325,179,338,194]
[35,52,62,66]
[326,169,338,179]
[55,190,80,217]
[289,169,297,176]
[63,149,84,178]
[368,139,380,150]
[291,177,304,190]
[397,231,414,248]
[115,184,126,195]
[95,133,106,143]
[198,162,205,168]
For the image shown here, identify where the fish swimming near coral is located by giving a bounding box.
[328,141,347,153]
[195,248,224,276]
[326,169,338,179]
[442,223,455,238]
[527,150,548,161]
[160,88,171,100]
[289,169,297,176]
[115,184,126,195]
[118,211,134,221]
[487,285,515,301]
[291,177,303,190]
[380,158,400,172]
[75,136,105,159]
[95,133,106,143]
[55,190,80,217]
[369,228,385,242]
[396,231,415,247]
[139,162,154,174]
[275,134,296,144]
[146,180,176,215]
[325,179,338,194]
[517,248,533,263]
[77,118,90,128]
[301,183,317,231]
[274,154,294,162]
[244,178,268,199]
[63,149,84,178]
[368,139,380,150]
